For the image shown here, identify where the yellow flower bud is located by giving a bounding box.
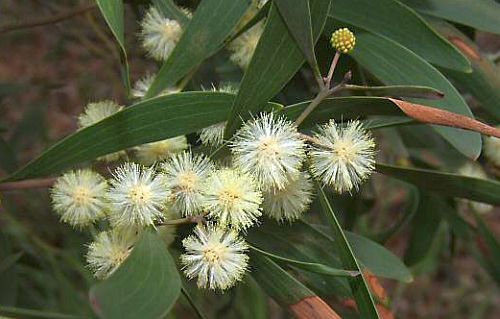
[330,28,356,54]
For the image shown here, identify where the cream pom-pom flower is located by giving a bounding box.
[107,163,169,227]
[199,122,226,148]
[135,136,188,165]
[161,152,214,216]
[51,169,108,228]
[78,100,125,162]
[484,127,500,167]
[201,168,263,230]
[131,73,179,99]
[457,162,493,214]
[140,7,183,61]
[231,113,306,190]
[181,223,249,290]
[262,172,314,222]
[227,22,264,70]
[310,120,376,194]
[86,228,139,279]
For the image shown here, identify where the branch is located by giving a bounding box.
[0,177,57,191]
[0,3,97,35]
[156,212,208,226]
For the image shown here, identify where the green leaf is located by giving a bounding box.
[345,85,444,99]
[429,19,500,121]
[400,0,500,35]
[329,0,470,71]
[146,0,251,98]
[0,305,84,319]
[317,185,380,319]
[250,245,359,277]
[152,0,190,25]
[275,0,320,77]
[376,164,500,205]
[346,232,413,283]
[95,0,130,93]
[90,231,181,319]
[404,192,448,266]
[250,253,340,317]
[225,0,331,137]
[345,30,481,159]
[3,92,250,182]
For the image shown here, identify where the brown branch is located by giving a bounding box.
[0,3,97,35]
[156,212,208,226]
[0,177,57,191]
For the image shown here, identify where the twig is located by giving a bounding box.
[294,70,352,127]
[0,3,97,35]
[0,177,57,192]
[156,212,208,226]
[324,51,341,89]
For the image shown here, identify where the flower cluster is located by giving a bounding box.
[49,18,376,294]
[51,111,376,288]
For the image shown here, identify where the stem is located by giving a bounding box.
[156,212,207,226]
[0,177,57,192]
[325,51,341,89]
[0,3,96,34]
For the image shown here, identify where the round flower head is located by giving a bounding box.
[135,136,188,165]
[140,7,183,61]
[161,152,214,216]
[228,22,264,70]
[202,168,263,230]
[107,162,169,227]
[330,28,356,54]
[181,223,249,290]
[231,113,306,190]
[484,128,500,167]
[457,162,493,214]
[51,169,108,228]
[262,172,314,222]
[78,101,125,162]
[132,73,179,99]
[86,228,139,279]
[199,122,226,148]
[310,120,376,194]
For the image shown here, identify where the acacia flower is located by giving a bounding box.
[457,163,493,214]
[310,120,375,194]
[78,100,125,162]
[107,163,169,227]
[231,113,305,190]
[86,228,139,279]
[181,223,249,290]
[330,28,356,54]
[262,172,314,222]
[484,127,500,167]
[161,152,214,216]
[135,136,188,165]
[131,73,179,98]
[202,168,262,230]
[228,22,264,70]
[51,169,108,228]
[140,7,183,61]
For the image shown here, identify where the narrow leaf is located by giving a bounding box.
[250,253,342,319]
[152,0,189,25]
[275,0,320,76]
[400,0,500,35]
[95,0,130,93]
[344,30,481,159]
[329,0,470,71]
[146,0,250,98]
[317,186,380,318]
[250,245,359,277]
[376,164,500,205]
[345,85,444,99]
[225,0,331,137]
[89,231,181,319]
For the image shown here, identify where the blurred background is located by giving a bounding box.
[0,1,499,318]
